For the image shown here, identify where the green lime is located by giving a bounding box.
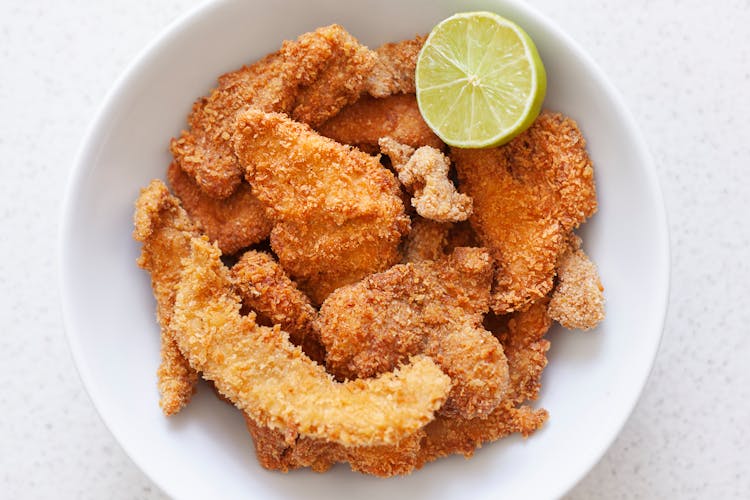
[416,11,547,148]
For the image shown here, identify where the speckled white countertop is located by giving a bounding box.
[1,0,748,498]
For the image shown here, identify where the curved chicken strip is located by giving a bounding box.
[318,247,508,419]
[172,237,450,447]
[171,25,376,198]
[234,109,409,304]
[317,94,443,154]
[366,36,425,98]
[167,163,271,255]
[452,112,598,314]
[381,137,472,223]
[231,250,325,363]
[549,235,605,330]
[244,298,553,475]
[133,180,199,416]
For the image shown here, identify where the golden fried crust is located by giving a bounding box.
[233,109,409,304]
[381,138,472,223]
[167,162,271,255]
[231,250,325,363]
[172,237,450,446]
[317,94,443,154]
[452,112,598,314]
[402,217,450,263]
[318,247,509,419]
[133,180,200,416]
[171,25,376,199]
[549,235,605,330]
[367,36,426,98]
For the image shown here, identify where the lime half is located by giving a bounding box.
[416,12,547,148]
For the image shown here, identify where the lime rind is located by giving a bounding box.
[416,11,547,148]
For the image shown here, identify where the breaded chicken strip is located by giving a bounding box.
[381,137,472,222]
[171,25,376,199]
[317,94,443,154]
[452,112,598,314]
[244,297,552,475]
[167,163,271,255]
[367,36,426,98]
[231,250,325,363]
[172,237,450,447]
[133,180,199,416]
[318,247,508,419]
[549,235,605,330]
[233,109,409,304]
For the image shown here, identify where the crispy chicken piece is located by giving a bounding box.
[317,94,443,154]
[318,247,508,419]
[452,112,598,314]
[401,217,450,263]
[231,250,325,363]
[133,180,200,416]
[381,137,472,223]
[367,36,426,98]
[172,237,450,446]
[171,25,376,199]
[233,109,410,304]
[549,235,605,330]
[245,297,552,475]
[167,162,271,254]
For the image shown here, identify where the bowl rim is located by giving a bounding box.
[58,0,671,498]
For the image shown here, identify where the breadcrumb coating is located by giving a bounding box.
[366,36,426,98]
[317,94,443,154]
[170,25,376,198]
[133,180,199,416]
[234,109,409,304]
[549,235,605,330]
[167,162,271,255]
[452,112,598,314]
[381,137,472,223]
[231,250,325,363]
[401,217,450,263]
[172,237,451,446]
[318,247,508,419]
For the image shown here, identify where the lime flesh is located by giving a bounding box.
[416,12,547,148]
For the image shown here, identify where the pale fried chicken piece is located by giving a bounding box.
[244,297,552,475]
[171,25,376,199]
[452,112,598,314]
[133,180,200,416]
[233,109,409,304]
[167,162,271,255]
[401,217,450,263]
[317,94,443,154]
[381,137,472,223]
[367,36,426,98]
[231,250,325,363]
[318,247,509,419]
[172,237,450,446]
[549,234,605,330]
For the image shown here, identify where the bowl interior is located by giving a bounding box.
[60,0,669,498]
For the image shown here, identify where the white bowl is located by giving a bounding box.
[60,0,669,498]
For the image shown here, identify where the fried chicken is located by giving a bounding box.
[318,247,508,419]
[401,217,450,263]
[133,180,200,416]
[233,109,409,304]
[452,112,598,314]
[172,237,450,446]
[166,162,271,255]
[381,137,472,222]
[549,235,605,330]
[231,250,325,363]
[171,25,376,199]
[317,94,443,154]
[366,36,426,98]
